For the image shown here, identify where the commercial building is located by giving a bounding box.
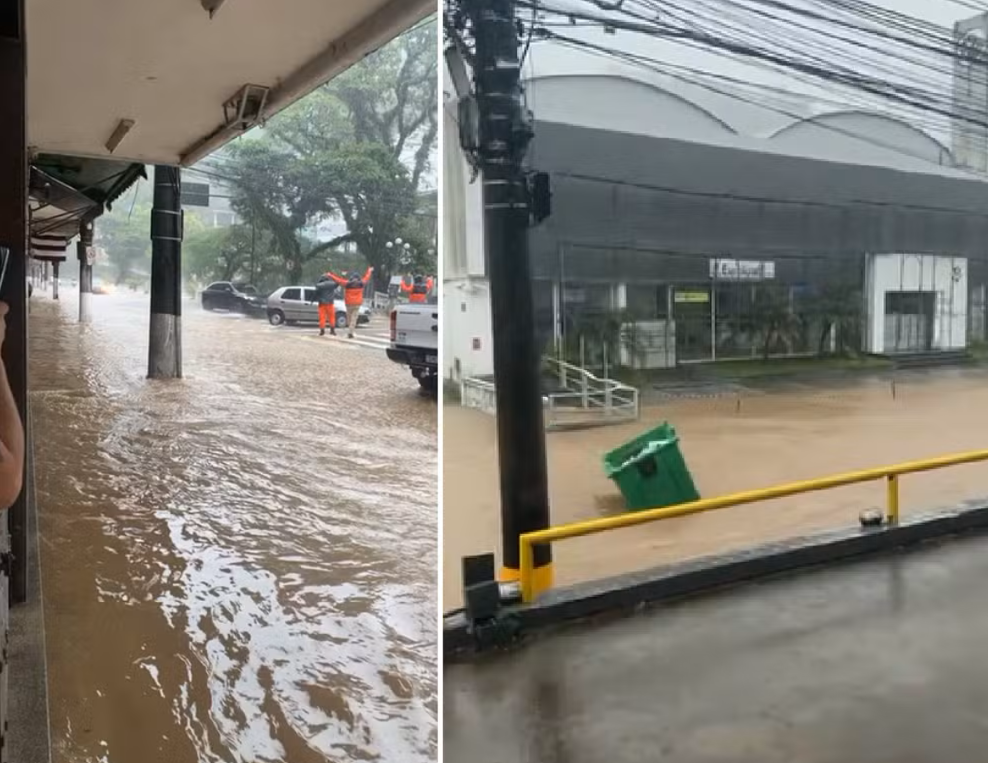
[444,37,988,382]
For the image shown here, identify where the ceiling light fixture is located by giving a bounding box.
[201,0,227,19]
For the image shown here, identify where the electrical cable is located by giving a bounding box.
[522,0,988,132]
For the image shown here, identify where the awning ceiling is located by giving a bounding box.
[26,159,145,257]
[25,0,431,257]
[32,156,146,210]
[28,0,433,166]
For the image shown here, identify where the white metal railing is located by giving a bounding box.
[461,376,498,414]
[542,357,639,429]
[372,291,391,311]
[459,360,639,430]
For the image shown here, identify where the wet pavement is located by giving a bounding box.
[445,536,988,763]
[444,367,988,606]
[29,288,437,763]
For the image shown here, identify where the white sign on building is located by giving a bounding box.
[709,258,776,281]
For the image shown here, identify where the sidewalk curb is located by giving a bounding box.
[444,498,988,660]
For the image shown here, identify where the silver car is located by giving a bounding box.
[266,285,371,328]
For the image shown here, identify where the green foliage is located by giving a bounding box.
[211,19,439,290]
[184,221,267,286]
[274,19,438,187]
[748,285,804,359]
[97,197,152,286]
[219,140,354,283]
[805,281,863,355]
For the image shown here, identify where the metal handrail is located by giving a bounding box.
[518,448,988,602]
[544,356,631,394]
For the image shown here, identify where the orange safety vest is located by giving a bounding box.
[403,277,433,303]
[331,267,373,306]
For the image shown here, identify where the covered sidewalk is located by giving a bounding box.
[0,0,432,759]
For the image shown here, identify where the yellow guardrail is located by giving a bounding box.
[518,448,988,602]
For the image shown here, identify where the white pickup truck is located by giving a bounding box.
[387,302,438,392]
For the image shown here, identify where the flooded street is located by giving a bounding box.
[29,290,437,763]
[444,371,988,607]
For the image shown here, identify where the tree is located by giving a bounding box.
[184,222,260,286]
[807,282,863,355]
[219,141,352,283]
[748,285,803,359]
[272,20,438,189]
[98,201,152,285]
[259,19,438,289]
[202,20,438,289]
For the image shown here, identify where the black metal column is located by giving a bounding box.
[1,0,29,618]
[77,220,93,323]
[467,0,552,590]
[51,261,59,300]
[148,165,183,379]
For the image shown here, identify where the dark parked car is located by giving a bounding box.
[200,281,266,315]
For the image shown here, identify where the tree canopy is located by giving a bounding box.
[197,18,438,290]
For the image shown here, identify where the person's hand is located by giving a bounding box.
[0,302,7,351]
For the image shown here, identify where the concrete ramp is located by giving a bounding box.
[446,536,988,763]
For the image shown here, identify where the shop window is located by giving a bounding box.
[626,284,668,319]
[885,291,933,316]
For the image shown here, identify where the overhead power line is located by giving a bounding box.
[520,0,988,135]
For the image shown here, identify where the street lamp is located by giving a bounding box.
[385,238,414,268]
[385,238,416,310]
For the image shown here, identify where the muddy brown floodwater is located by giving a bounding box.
[444,370,988,607]
[29,290,436,763]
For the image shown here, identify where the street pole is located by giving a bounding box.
[78,219,94,323]
[249,214,256,285]
[148,165,183,379]
[465,0,552,593]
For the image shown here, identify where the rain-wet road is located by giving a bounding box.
[29,289,437,763]
[446,536,988,763]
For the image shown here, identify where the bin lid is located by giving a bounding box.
[605,437,677,477]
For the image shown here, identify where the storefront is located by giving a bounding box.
[444,72,988,381]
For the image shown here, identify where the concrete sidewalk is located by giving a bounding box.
[446,537,988,763]
[8,426,52,763]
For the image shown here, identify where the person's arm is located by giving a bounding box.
[328,272,346,285]
[0,302,24,510]
[362,266,374,284]
[427,277,434,291]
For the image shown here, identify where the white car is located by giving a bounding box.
[266,285,371,329]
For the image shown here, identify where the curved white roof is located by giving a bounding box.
[523,70,960,178]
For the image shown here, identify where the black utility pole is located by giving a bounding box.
[464,0,552,591]
[148,165,183,379]
[78,218,94,323]
[249,214,257,286]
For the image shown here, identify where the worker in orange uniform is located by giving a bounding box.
[401,275,434,304]
[314,274,338,336]
[330,266,374,338]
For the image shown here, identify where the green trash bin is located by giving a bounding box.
[603,422,701,511]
